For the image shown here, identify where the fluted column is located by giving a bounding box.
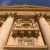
[37,15,50,50]
[0,16,14,50]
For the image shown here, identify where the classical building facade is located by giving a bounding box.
[0,5,50,50]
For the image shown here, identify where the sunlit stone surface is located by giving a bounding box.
[0,5,49,50]
[37,16,50,50]
[0,16,14,50]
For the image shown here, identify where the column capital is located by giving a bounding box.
[35,13,44,20]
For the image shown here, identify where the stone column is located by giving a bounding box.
[0,15,14,50]
[37,15,50,50]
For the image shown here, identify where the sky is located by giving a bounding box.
[0,0,50,6]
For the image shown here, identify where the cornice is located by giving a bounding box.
[0,5,50,11]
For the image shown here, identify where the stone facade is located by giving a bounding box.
[0,5,50,50]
